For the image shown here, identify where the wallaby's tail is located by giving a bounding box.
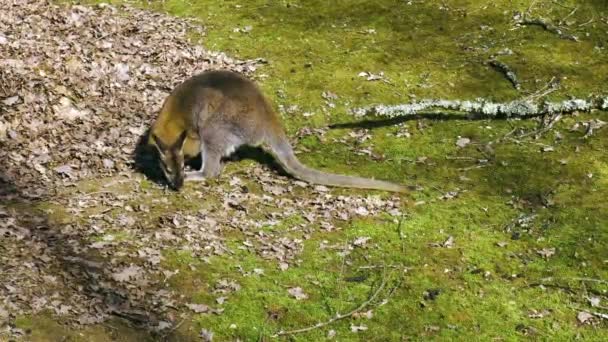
[268,134,408,193]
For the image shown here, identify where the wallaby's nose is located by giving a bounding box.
[171,178,184,191]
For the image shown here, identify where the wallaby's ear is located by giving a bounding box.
[152,133,168,152]
[174,130,188,151]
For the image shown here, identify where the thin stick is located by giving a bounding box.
[446,156,477,161]
[526,0,539,16]
[524,77,559,101]
[273,275,389,337]
[558,6,579,26]
[517,113,562,139]
[457,164,489,171]
[396,215,406,253]
[161,318,186,338]
[77,190,116,197]
[578,17,595,27]
[358,264,408,270]
[571,277,608,285]
[336,242,349,315]
[551,1,576,10]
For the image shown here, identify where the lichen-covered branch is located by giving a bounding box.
[352,96,608,118]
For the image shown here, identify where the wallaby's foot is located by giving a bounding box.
[184,171,205,182]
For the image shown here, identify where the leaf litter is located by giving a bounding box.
[0,0,407,336]
[0,0,263,198]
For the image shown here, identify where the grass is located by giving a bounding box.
[12,0,608,340]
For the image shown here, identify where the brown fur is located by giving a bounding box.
[149,70,408,192]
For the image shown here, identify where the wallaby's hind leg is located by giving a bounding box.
[201,147,223,178]
[184,139,229,181]
[184,150,223,180]
[185,142,206,182]
[200,123,242,178]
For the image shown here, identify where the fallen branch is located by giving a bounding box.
[488,59,520,90]
[273,275,390,337]
[353,96,608,118]
[517,17,579,41]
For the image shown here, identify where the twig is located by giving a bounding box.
[161,318,186,338]
[273,274,389,337]
[558,5,579,26]
[336,242,349,314]
[578,17,595,27]
[357,264,404,270]
[551,1,576,10]
[499,127,518,141]
[517,113,562,139]
[101,323,118,331]
[457,164,489,171]
[396,215,406,253]
[544,112,562,130]
[488,59,521,90]
[524,77,559,101]
[526,0,539,16]
[529,280,606,297]
[571,277,608,285]
[446,156,477,161]
[530,282,577,294]
[77,190,116,197]
[505,137,553,149]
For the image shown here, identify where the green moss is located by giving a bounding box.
[29,0,608,340]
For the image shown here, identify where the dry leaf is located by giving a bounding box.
[186,303,210,313]
[287,287,308,300]
[536,248,556,259]
[111,265,142,282]
[577,311,593,324]
[455,137,471,148]
[350,324,368,332]
[353,236,371,247]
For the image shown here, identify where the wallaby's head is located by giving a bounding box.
[150,130,188,190]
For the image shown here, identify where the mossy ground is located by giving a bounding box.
[13,0,608,340]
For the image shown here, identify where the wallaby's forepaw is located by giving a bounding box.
[184,171,205,182]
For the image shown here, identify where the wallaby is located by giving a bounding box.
[148,70,408,192]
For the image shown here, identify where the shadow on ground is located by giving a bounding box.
[0,169,193,341]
